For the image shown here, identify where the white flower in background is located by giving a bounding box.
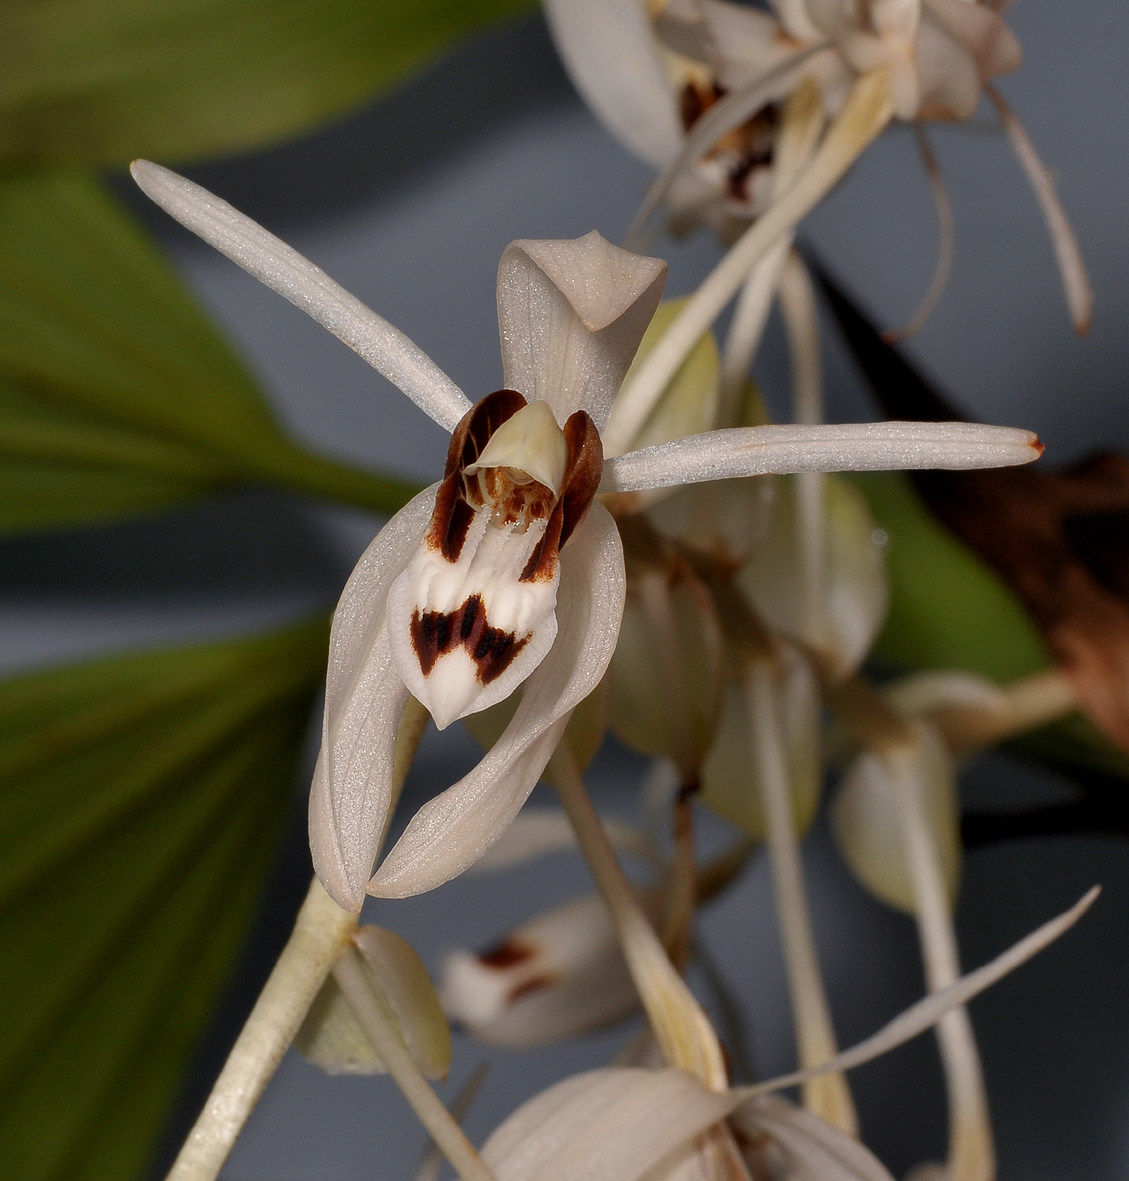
[131,160,1041,914]
[544,0,1090,334]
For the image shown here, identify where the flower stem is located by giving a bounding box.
[888,746,995,1181]
[662,787,698,972]
[164,881,357,1181]
[550,744,728,1090]
[603,67,893,456]
[332,947,496,1181]
[747,660,858,1135]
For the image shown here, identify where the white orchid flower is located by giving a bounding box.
[131,160,1041,914]
[546,0,1089,336]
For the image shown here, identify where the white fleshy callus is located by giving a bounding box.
[440,893,641,1047]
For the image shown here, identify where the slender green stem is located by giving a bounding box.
[550,744,728,1090]
[333,949,496,1181]
[888,746,995,1181]
[164,881,357,1181]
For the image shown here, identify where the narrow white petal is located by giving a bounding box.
[497,234,666,429]
[309,487,438,912]
[368,504,626,897]
[542,0,683,169]
[985,86,1093,335]
[600,421,1042,493]
[736,887,1099,1099]
[482,1068,738,1181]
[130,160,472,431]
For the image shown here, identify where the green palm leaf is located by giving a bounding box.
[0,166,418,532]
[0,0,533,166]
[0,617,329,1180]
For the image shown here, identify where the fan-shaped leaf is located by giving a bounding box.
[0,0,534,167]
[0,166,417,532]
[0,617,329,1181]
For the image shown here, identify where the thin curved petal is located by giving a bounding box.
[923,0,1021,80]
[497,234,667,430]
[599,421,1042,492]
[130,161,472,431]
[735,886,1098,1099]
[542,0,684,169]
[482,1068,739,1181]
[368,503,626,897]
[309,487,438,911]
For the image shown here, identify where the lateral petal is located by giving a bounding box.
[129,161,472,431]
[309,487,437,912]
[600,421,1042,493]
[368,503,626,897]
[542,0,684,169]
[497,234,667,430]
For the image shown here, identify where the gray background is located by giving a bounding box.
[4,2,1127,1179]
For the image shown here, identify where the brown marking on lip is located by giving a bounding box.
[477,937,536,970]
[679,82,779,203]
[410,593,530,685]
[506,973,558,1004]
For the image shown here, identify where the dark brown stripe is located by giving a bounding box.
[477,938,535,970]
[410,593,530,685]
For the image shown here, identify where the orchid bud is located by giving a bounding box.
[700,642,822,841]
[296,926,451,1079]
[831,722,961,914]
[647,380,776,572]
[440,894,642,1047]
[737,473,888,681]
[609,526,723,780]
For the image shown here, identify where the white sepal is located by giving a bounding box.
[129,161,471,432]
[368,504,626,897]
[309,486,437,912]
[542,0,684,169]
[600,421,1042,494]
[440,893,640,1047]
[482,1068,739,1181]
[497,234,666,430]
[831,722,961,915]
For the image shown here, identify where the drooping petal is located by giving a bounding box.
[368,504,626,897]
[734,1095,896,1181]
[481,1068,740,1181]
[600,421,1042,493]
[923,0,1022,81]
[129,161,472,431]
[496,234,667,430]
[542,0,684,169]
[831,723,961,915]
[440,893,642,1047]
[309,487,437,912]
[914,14,981,121]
